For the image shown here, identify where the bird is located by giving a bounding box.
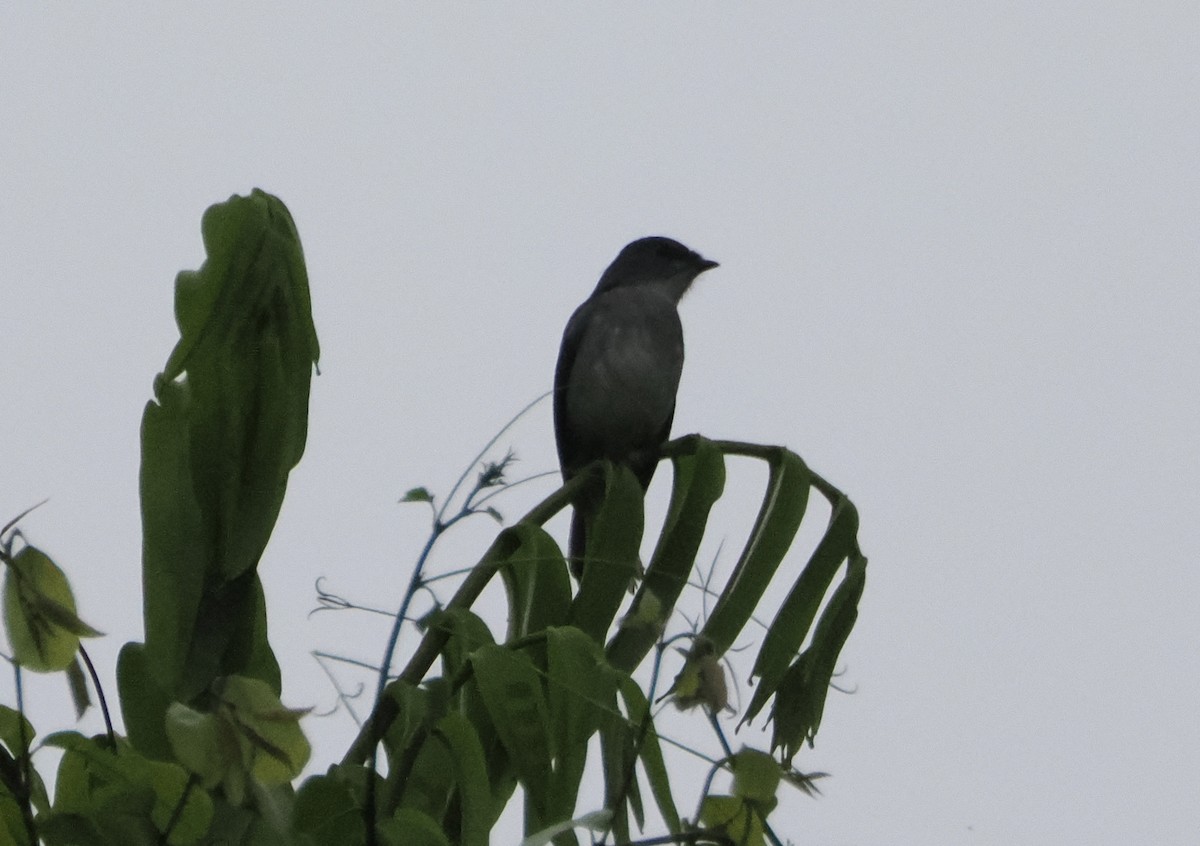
[554,236,718,578]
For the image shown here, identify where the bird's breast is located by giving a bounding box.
[563,291,684,458]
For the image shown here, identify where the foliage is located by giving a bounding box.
[0,190,867,845]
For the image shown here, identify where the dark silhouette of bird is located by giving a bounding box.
[554,236,717,577]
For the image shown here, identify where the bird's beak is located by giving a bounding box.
[699,258,719,271]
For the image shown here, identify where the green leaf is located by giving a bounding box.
[292,775,366,845]
[498,524,571,641]
[0,706,34,759]
[702,448,810,657]
[208,574,282,697]
[422,608,496,683]
[3,546,98,672]
[137,378,209,694]
[398,729,456,822]
[218,676,311,785]
[401,488,434,504]
[137,190,317,705]
[597,703,639,843]
[163,190,319,583]
[43,732,213,846]
[0,714,49,831]
[544,627,618,821]
[66,655,90,719]
[730,748,780,810]
[29,813,107,846]
[166,672,312,806]
[142,760,214,846]
[568,463,644,643]
[379,679,449,808]
[117,643,174,760]
[482,507,504,524]
[607,436,726,672]
[380,679,436,764]
[378,809,451,846]
[616,678,680,834]
[165,703,227,789]
[432,712,493,846]
[698,794,764,846]
[470,644,553,825]
[743,496,859,726]
[0,787,32,846]
[771,551,867,762]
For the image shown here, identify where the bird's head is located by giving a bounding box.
[595,236,718,301]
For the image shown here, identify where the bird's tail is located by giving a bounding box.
[568,508,587,581]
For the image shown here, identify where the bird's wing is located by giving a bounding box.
[639,400,675,490]
[553,298,594,478]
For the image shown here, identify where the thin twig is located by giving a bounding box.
[343,472,583,768]
[159,773,199,845]
[436,390,550,527]
[78,645,116,749]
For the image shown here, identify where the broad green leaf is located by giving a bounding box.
[378,810,451,846]
[0,787,31,846]
[29,814,107,846]
[470,644,553,825]
[432,712,492,846]
[46,734,91,817]
[422,607,496,683]
[616,678,680,834]
[199,796,260,845]
[162,190,319,583]
[730,748,780,810]
[218,676,311,785]
[138,377,208,693]
[607,436,725,672]
[568,463,644,643]
[166,672,312,806]
[400,488,434,504]
[378,679,449,807]
[143,759,215,846]
[117,643,174,760]
[416,612,504,809]
[137,190,317,707]
[292,775,366,845]
[43,732,213,846]
[703,448,810,656]
[498,524,571,641]
[399,728,455,821]
[66,655,90,719]
[743,497,859,725]
[198,574,281,697]
[380,679,435,764]
[0,705,34,758]
[698,794,764,846]
[165,703,227,789]
[166,572,280,704]
[241,783,295,845]
[597,705,639,843]
[544,627,618,821]
[771,552,866,762]
[3,546,97,672]
[0,724,47,840]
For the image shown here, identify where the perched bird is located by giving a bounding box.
[554,236,718,577]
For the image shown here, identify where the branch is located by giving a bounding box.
[341,472,585,766]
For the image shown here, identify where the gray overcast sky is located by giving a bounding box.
[3,5,1198,844]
